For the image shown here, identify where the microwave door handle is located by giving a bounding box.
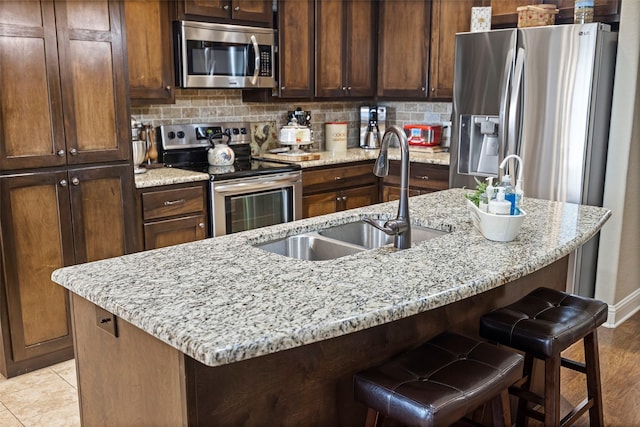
[507,48,525,159]
[498,47,515,166]
[250,35,260,85]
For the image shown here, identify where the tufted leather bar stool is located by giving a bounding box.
[353,332,524,427]
[479,287,608,426]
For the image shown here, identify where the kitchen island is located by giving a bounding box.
[52,189,610,426]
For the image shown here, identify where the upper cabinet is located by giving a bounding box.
[430,0,481,100]
[125,0,175,105]
[490,0,621,27]
[377,0,430,98]
[315,0,376,98]
[277,0,314,98]
[0,0,130,171]
[179,0,273,26]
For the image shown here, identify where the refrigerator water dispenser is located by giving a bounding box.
[458,115,500,177]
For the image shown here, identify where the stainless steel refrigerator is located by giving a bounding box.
[449,23,617,297]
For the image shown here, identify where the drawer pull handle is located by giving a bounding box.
[164,199,186,206]
[198,223,205,229]
[334,176,342,180]
[416,175,430,180]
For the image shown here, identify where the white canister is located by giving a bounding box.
[325,122,348,154]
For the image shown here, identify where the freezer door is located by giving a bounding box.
[450,29,516,190]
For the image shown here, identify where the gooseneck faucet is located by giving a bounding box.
[364,125,411,249]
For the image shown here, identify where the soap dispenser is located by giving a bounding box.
[489,188,511,215]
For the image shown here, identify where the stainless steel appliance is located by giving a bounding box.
[360,106,386,149]
[449,23,617,297]
[174,21,276,89]
[158,123,302,237]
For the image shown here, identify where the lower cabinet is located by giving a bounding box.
[0,164,138,377]
[302,162,378,218]
[381,161,449,202]
[138,182,208,250]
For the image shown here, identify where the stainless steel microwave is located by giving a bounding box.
[174,21,276,89]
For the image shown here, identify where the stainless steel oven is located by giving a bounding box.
[210,171,302,236]
[158,122,302,237]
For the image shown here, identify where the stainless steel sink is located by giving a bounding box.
[255,219,448,261]
[256,234,364,261]
[318,220,447,249]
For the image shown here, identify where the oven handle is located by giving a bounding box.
[250,35,260,86]
[212,174,300,195]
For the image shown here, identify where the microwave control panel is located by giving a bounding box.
[258,45,272,77]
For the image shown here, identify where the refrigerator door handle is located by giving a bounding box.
[507,48,525,159]
[498,48,515,165]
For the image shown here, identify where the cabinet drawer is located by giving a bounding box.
[384,161,449,192]
[141,186,205,220]
[303,162,376,191]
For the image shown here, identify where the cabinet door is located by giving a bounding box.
[54,0,130,164]
[0,172,74,362]
[382,185,421,203]
[68,164,140,263]
[316,0,375,98]
[302,191,338,218]
[430,0,480,99]
[144,215,207,250]
[183,0,231,19]
[278,0,314,98]
[342,185,378,211]
[231,0,272,25]
[125,0,175,105]
[377,0,430,98]
[0,1,67,171]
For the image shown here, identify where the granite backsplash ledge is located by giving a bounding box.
[131,89,452,149]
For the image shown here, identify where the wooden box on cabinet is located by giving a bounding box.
[138,182,208,250]
[381,162,449,202]
[178,0,272,26]
[125,0,175,105]
[302,162,378,218]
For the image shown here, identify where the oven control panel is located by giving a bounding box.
[159,123,250,151]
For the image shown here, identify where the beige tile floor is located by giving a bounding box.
[0,359,80,427]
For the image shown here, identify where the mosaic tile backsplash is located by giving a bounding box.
[131,90,452,150]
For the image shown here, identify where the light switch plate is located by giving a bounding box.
[471,7,492,32]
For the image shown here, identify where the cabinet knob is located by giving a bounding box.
[69,148,78,156]
[431,87,436,92]
[234,6,240,11]
[57,149,65,157]
[421,87,426,92]
[71,177,80,186]
[342,196,347,201]
[334,176,342,180]
[223,4,229,10]
[59,179,68,187]
[347,86,352,91]
[342,87,347,91]
[198,223,205,229]
[281,86,286,91]
[165,85,171,91]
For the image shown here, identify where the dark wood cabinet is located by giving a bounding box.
[138,183,208,250]
[302,162,378,218]
[125,0,175,105]
[380,161,449,202]
[277,0,314,98]
[377,0,430,98]
[315,0,375,98]
[180,0,272,26]
[490,0,620,27]
[0,0,130,172]
[430,0,481,100]
[0,0,136,377]
[0,165,137,377]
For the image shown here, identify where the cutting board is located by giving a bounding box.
[264,152,321,161]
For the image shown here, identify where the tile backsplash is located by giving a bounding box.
[131,90,452,150]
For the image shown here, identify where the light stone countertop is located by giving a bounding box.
[134,147,449,189]
[52,189,610,367]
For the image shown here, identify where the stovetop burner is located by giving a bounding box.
[157,122,300,181]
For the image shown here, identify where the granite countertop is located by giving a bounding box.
[51,189,610,368]
[134,148,449,189]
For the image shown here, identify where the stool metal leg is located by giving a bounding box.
[584,331,605,426]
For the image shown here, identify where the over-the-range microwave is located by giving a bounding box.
[174,21,276,89]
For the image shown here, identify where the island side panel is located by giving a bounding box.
[70,294,188,426]
[186,257,568,426]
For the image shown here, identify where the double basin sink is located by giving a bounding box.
[255,219,447,261]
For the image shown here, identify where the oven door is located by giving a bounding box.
[210,171,302,237]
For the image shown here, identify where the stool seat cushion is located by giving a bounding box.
[479,287,608,358]
[354,332,523,427]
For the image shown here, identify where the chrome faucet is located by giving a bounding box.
[364,125,411,249]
